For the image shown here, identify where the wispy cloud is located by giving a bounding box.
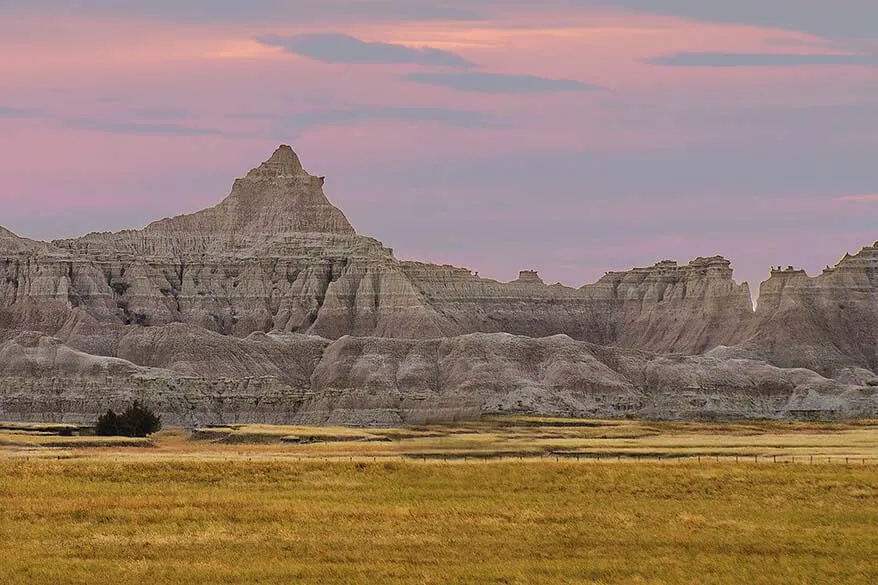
[0,0,481,24]
[1,0,875,39]
[233,106,492,131]
[401,71,605,94]
[256,32,605,95]
[123,107,190,120]
[589,1,878,39]
[762,37,832,49]
[0,106,48,119]
[64,119,227,137]
[257,33,475,68]
[834,194,878,202]
[1,102,227,137]
[643,52,878,67]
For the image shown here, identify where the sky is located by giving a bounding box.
[1,1,876,294]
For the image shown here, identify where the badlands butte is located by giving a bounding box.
[1,146,876,425]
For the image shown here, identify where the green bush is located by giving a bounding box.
[95,401,162,437]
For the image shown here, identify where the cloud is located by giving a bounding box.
[123,107,190,120]
[8,101,490,138]
[0,106,48,119]
[0,0,481,24]
[256,33,474,68]
[64,119,227,137]
[387,125,877,201]
[1,102,226,136]
[401,71,604,94]
[835,194,878,202]
[576,1,878,39]
[1,0,875,39]
[256,32,604,96]
[644,52,878,67]
[762,37,833,49]
[292,106,490,127]
[233,106,492,131]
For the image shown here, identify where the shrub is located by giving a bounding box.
[95,401,162,437]
[95,410,120,436]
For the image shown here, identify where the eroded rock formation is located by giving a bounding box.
[1,146,875,424]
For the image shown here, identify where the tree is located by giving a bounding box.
[95,401,162,437]
[95,409,120,436]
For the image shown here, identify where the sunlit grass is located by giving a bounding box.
[1,457,875,585]
[172,419,878,462]
[1,420,876,583]
[3,419,877,463]
[0,431,151,449]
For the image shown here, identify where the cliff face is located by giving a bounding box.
[1,146,451,340]
[733,246,878,375]
[397,256,755,353]
[2,329,873,426]
[1,146,755,352]
[590,257,755,353]
[1,145,875,424]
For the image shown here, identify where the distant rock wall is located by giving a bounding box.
[743,246,878,375]
[1,146,876,424]
[400,256,756,354]
[2,330,874,426]
[0,148,757,355]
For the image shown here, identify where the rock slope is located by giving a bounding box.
[1,330,872,426]
[1,146,875,424]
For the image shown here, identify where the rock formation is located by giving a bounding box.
[1,146,875,425]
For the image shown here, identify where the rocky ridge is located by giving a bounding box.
[1,146,875,424]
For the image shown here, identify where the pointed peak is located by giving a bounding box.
[268,144,301,166]
[247,144,306,179]
[0,226,20,239]
[0,225,53,253]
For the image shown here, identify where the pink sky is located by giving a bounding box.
[1,2,876,291]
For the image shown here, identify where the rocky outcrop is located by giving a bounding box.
[400,256,755,353]
[0,146,757,348]
[2,146,450,339]
[718,247,878,376]
[2,330,873,426]
[1,145,875,425]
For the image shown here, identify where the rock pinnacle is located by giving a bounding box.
[248,145,306,178]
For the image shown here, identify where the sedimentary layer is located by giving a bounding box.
[1,146,875,424]
[2,329,873,426]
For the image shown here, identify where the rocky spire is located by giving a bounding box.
[0,225,52,253]
[246,145,306,179]
[0,226,19,239]
[137,145,356,244]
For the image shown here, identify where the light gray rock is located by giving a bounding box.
[1,146,875,425]
[1,331,873,426]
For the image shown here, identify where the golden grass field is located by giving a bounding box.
[1,419,876,584]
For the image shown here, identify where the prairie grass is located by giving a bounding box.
[3,419,878,464]
[0,420,877,583]
[161,419,878,462]
[0,431,151,449]
[0,422,82,433]
[1,456,876,585]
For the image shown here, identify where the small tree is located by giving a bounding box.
[95,401,162,437]
[122,401,162,437]
[95,409,120,436]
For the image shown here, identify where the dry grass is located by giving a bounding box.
[0,431,151,450]
[1,419,876,584]
[159,418,878,462]
[0,457,875,585]
[4,419,877,462]
[0,422,82,433]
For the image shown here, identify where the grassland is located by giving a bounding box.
[1,419,876,584]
